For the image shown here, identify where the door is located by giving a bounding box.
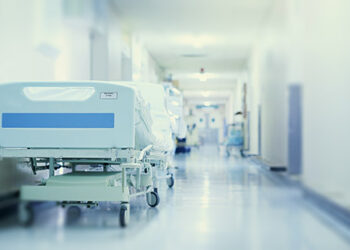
[288,84,303,175]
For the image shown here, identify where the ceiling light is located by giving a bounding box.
[188,73,216,81]
[132,73,140,81]
[177,35,217,49]
[171,101,180,106]
[201,91,210,97]
[181,54,207,58]
[204,101,211,106]
[199,74,207,82]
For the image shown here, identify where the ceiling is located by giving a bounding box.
[184,89,233,106]
[113,0,273,71]
[112,0,273,100]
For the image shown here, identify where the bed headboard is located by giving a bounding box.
[0,81,135,149]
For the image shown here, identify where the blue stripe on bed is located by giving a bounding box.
[2,113,114,128]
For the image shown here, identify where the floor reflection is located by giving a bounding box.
[0,145,350,250]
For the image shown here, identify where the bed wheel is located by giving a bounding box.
[67,205,81,222]
[146,191,160,207]
[119,203,130,227]
[18,202,34,227]
[240,149,245,158]
[167,174,175,188]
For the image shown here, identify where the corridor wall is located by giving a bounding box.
[299,0,350,209]
[248,0,350,210]
[0,0,163,196]
[247,1,288,166]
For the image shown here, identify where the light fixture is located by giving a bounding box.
[188,72,216,81]
[204,101,211,106]
[199,67,207,82]
[199,74,207,82]
[177,34,217,49]
[171,100,180,106]
[133,73,141,81]
[201,91,210,97]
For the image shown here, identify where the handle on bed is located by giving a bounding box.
[138,145,153,161]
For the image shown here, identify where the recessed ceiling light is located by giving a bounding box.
[176,35,218,49]
[181,54,207,58]
[204,101,211,106]
[201,91,210,97]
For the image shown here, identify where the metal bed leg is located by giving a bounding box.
[122,167,126,193]
[18,201,34,226]
[136,168,141,189]
[49,158,55,177]
[152,167,159,192]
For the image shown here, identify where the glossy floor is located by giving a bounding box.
[1,145,350,250]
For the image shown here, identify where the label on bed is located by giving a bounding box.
[100,92,118,99]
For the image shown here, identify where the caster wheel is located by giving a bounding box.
[66,206,81,222]
[167,174,175,188]
[240,149,245,158]
[119,204,130,227]
[18,202,34,226]
[146,191,160,207]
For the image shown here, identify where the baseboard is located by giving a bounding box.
[269,166,287,172]
[250,156,350,229]
[303,186,350,228]
[250,156,287,172]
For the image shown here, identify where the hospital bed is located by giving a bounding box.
[163,83,186,140]
[0,81,169,227]
[225,123,245,157]
[124,82,175,190]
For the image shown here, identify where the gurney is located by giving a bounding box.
[0,81,168,227]
[225,123,245,157]
[124,82,175,190]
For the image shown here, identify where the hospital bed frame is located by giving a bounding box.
[0,146,160,227]
[146,151,175,189]
[0,81,174,227]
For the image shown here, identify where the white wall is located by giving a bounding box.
[0,0,162,195]
[226,91,235,125]
[246,63,260,155]
[107,9,125,81]
[0,0,102,82]
[248,1,288,165]
[249,0,350,209]
[232,79,243,116]
[131,34,164,83]
[0,0,56,81]
[299,0,350,208]
[0,0,162,83]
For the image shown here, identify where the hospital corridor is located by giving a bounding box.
[0,0,350,250]
[1,146,350,250]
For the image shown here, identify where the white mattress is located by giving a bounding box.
[121,82,173,152]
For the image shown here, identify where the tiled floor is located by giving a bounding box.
[1,145,350,250]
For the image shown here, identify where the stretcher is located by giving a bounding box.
[225,123,245,157]
[124,82,175,189]
[0,81,173,227]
